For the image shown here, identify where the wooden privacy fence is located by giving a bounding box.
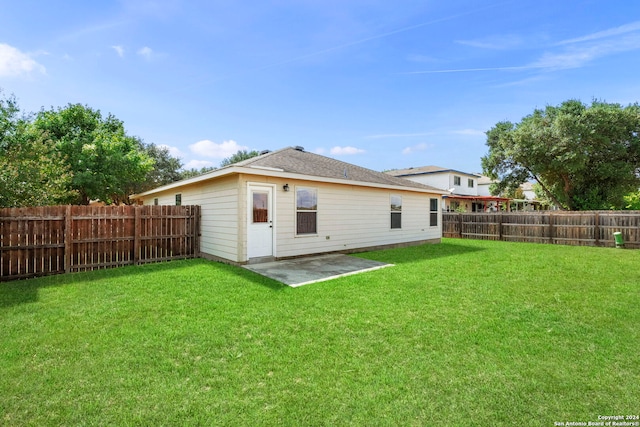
[1,205,201,282]
[443,211,640,249]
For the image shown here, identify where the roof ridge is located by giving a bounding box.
[243,147,445,192]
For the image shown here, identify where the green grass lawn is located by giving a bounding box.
[1,239,638,426]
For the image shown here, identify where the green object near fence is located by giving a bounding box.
[614,231,625,248]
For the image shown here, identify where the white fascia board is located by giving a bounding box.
[131,166,244,198]
[237,168,449,195]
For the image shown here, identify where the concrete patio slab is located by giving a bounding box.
[242,254,394,287]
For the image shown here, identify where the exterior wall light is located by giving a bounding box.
[283,183,290,192]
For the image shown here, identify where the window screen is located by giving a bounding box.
[391,195,402,229]
[430,198,438,226]
[296,187,317,234]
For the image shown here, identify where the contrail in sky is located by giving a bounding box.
[173,1,514,93]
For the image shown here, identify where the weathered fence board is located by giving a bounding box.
[443,211,640,248]
[1,205,200,281]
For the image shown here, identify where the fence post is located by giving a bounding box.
[594,212,600,246]
[134,206,141,265]
[498,212,503,241]
[548,212,555,244]
[458,213,463,238]
[64,205,72,274]
[193,205,201,257]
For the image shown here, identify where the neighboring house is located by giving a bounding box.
[510,182,553,211]
[477,175,495,197]
[520,182,537,200]
[386,166,509,212]
[132,147,446,264]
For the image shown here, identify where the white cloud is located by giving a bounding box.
[137,46,153,60]
[189,139,249,158]
[112,45,125,58]
[402,143,431,155]
[0,43,46,77]
[159,144,183,158]
[531,33,640,71]
[531,22,640,71]
[330,146,365,155]
[556,21,640,46]
[183,160,215,170]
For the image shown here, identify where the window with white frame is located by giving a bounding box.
[296,187,317,235]
[454,176,461,186]
[390,195,402,229]
[430,198,438,226]
[468,178,474,188]
[175,194,182,206]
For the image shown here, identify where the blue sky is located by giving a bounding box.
[2,0,640,174]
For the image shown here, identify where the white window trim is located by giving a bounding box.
[390,194,402,230]
[295,186,318,237]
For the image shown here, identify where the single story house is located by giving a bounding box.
[132,146,447,264]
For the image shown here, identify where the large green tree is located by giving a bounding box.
[482,100,640,210]
[179,150,261,180]
[220,149,260,167]
[0,92,75,207]
[33,104,154,204]
[125,141,184,196]
[141,142,183,187]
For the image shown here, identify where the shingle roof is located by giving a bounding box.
[133,146,446,198]
[387,165,480,178]
[235,147,443,192]
[477,175,496,185]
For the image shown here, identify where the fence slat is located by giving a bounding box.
[443,211,640,249]
[1,205,200,282]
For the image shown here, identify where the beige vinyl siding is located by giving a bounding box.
[199,177,240,262]
[275,181,440,258]
[139,173,441,263]
[140,175,241,262]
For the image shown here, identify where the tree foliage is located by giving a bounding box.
[1,90,186,207]
[33,104,155,205]
[623,191,640,210]
[0,92,75,207]
[482,100,640,210]
[134,141,184,192]
[177,150,261,180]
[220,150,260,167]
[179,166,217,180]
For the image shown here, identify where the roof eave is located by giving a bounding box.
[396,169,481,178]
[132,166,448,199]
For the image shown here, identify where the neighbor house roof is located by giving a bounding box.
[387,165,481,178]
[133,147,446,198]
[477,175,496,185]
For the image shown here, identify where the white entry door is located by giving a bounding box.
[247,185,274,259]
